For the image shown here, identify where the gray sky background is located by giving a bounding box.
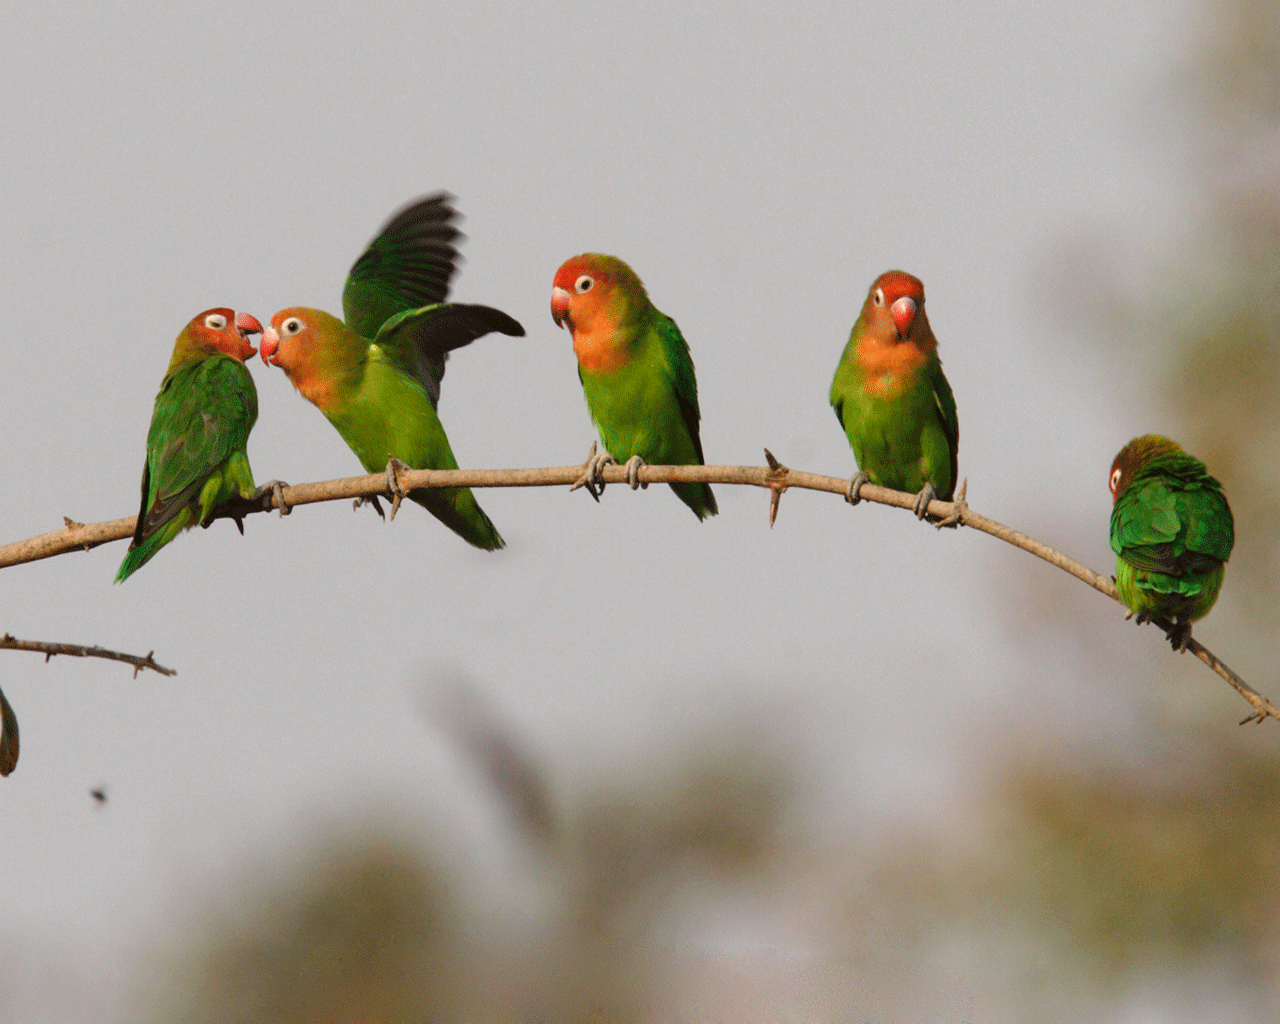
[0,0,1210,1017]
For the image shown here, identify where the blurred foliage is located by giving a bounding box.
[138,709,803,1024]
[142,837,461,1024]
[994,740,1280,980]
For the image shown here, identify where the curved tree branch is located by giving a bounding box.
[0,451,1270,723]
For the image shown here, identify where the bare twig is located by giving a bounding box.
[0,633,176,678]
[0,452,1270,722]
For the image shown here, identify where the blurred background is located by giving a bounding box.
[1,1,1277,1020]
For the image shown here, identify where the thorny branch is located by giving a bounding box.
[0,451,1271,724]
[0,633,176,678]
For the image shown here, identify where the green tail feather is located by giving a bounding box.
[114,515,189,583]
[410,486,504,551]
[672,481,717,521]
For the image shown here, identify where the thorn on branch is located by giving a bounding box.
[763,448,789,527]
[63,517,84,530]
[936,478,969,529]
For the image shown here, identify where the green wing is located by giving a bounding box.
[1110,456,1234,575]
[374,303,525,410]
[654,311,706,463]
[342,193,462,339]
[132,356,258,547]
[928,355,960,482]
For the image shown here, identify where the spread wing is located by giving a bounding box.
[373,303,525,409]
[342,193,462,339]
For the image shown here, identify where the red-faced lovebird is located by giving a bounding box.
[259,194,523,550]
[116,309,264,582]
[550,253,716,519]
[830,270,960,524]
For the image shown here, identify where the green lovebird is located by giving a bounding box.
[116,308,265,582]
[550,253,717,520]
[830,270,960,523]
[259,194,524,551]
[1109,434,1234,651]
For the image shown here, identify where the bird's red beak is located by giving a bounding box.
[234,312,262,359]
[550,286,571,329]
[260,325,280,366]
[890,296,917,337]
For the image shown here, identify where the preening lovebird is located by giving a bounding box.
[1109,434,1234,651]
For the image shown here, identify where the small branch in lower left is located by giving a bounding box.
[0,633,176,678]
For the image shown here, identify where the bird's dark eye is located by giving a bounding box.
[204,313,228,330]
[282,318,303,335]
[575,275,594,294]
[873,288,885,307]
[1110,467,1122,493]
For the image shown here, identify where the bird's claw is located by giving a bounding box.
[844,471,870,505]
[623,455,647,490]
[255,480,291,517]
[569,442,615,501]
[935,478,968,529]
[385,457,410,521]
[1165,620,1193,653]
[912,482,938,520]
[353,494,386,520]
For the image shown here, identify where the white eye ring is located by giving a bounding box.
[873,288,885,307]
[282,317,303,335]
[204,313,228,330]
[1110,467,1122,493]
[575,275,594,294]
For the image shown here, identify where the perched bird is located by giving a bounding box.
[550,253,717,520]
[116,309,266,582]
[1109,434,1234,651]
[830,271,960,524]
[260,194,523,551]
[0,683,17,777]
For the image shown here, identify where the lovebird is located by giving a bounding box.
[550,253,717,520]
[259,193,524,551]
[116,308,265,582]
[830,270,960,524]
[1109,434,1234,651]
